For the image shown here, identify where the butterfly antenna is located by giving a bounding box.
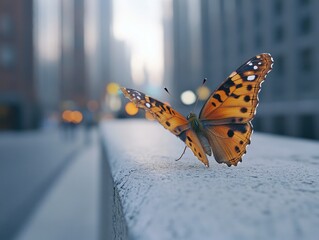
[163,87,178,109]
[192,78,207,113]
[164,87,171,95]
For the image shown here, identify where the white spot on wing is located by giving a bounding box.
[145,103,151,108]
[253,65,258,70]
[247,75,256,81]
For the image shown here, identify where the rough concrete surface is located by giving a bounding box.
[100,119,319,240]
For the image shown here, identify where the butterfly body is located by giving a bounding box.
[187,113,202,132]
[121,53,273,167]
[185,113,212,156]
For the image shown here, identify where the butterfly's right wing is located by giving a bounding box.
[199,53,273,124]
[199,53,273,166]
[204,123,253,166]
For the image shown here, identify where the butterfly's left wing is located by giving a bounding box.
[121,87,189,136]
[121,87,210,166]
[199,53,273,166]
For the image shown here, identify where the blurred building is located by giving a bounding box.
[165,0,319,139]
[0,0,118,130]
[0,0,37,130]
[166,0,203,110]
[36,0,114,114]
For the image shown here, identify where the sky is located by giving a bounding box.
[112,0,165,87]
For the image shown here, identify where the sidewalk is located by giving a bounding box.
[15,129,101,240]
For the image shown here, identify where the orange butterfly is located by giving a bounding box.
[121,53,274,167]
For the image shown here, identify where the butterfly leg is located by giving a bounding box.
[175,146,187,161]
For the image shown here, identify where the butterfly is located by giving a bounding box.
[121,53,274,167]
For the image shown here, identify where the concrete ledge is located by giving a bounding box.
[100,119,319,240]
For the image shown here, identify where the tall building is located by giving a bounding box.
[34,0,62,117]
[0,0,37,130]
[165,0,319,139]
[60,0,88,108]
[168,0,203,112]
[34,0,114,121]
[0,0,115,130]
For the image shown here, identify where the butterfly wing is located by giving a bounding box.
[121,87,189,136]
[199,53,273,123]
[199,53,273,166]
[179,130,209,167]
[204,123,252,166]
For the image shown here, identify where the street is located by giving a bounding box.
[0,127,101,240]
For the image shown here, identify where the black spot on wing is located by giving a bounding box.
[236,83,243,89]
[235,146,240,153]
[227,129,234,137]
[218,78,235,96]
[244,95,251,102]
[187,136,193,142]
[240,107,248,113]
[213,94,223,103]
[230,124,248,134]
[166,106,173,115]
[231,93,240,99]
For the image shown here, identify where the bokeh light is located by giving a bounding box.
[197,86,210,101]
[109,95,122,112]
[71,111,83,124]
[62,110,83,124]
[180,90,196,105]
[62,110,72,122]
[106,82,120,95]
[125,102,138,116]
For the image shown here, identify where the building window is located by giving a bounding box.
[299,15,312,35]
[0,44,15,69]
[238,39,244,54]
[274,25,284,42]
[271,55,285,99]
[299,115,316,139]
[0,14,14,38]
[297,48,313,97]
[253,0,262,26]
[274,0,283,15]
[255,32,263,49]
[273,115,286,135]
[236,0,242,10]
[275,55,285,75]
[299,48,313,72]
[299,0,311,7]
